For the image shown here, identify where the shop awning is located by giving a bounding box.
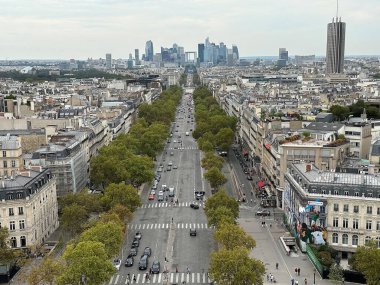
[258,180,265,188]
[242,148,248,156]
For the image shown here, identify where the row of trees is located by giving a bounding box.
[193,86,236,190]
[26,86,183,284]
[205,190,265,285]
[90,86,182,188]
[330,99,380,120]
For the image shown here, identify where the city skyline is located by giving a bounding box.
[0,0,379,59]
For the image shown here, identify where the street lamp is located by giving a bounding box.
[313,268,316,285]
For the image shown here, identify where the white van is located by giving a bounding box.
[169,187,175,197]
[185,131,189,136]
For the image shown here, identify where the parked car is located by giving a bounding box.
[132,239,140,248]
[190,228,197,236]
[129,247,138,256]
[148,194,155,200]
[150,260,160,274]
[190,201,200,209]
[173,164,178,169]
[167,165,171,171]
[125,255,134,267]
[138,255,148,270]
[247,175,253,180]
[134,231,142,240]
[143,247,152,257]
[113,259,121,271]
[255,209,271,216]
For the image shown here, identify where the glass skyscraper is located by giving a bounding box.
[326,18,346,74]
[145,40,154,62]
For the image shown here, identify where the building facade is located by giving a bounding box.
[326,18,346,74]
[0,135,23,178]
[106,53,112,69]
[145,40,154,62]
[0,167,58,249]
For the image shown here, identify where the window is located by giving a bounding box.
[334,190,339,195]
[320,206,326,213]
[333,217,339,227]
[20,236,26,247]
[377,237,380,248]
[377,207,380,215]
[19,220,25,230]
[354,205,359,213]
[11,160,15,167]
[333,204,339,212]
[366,220,372,230]
[3,161,7,168]
[353,219,359,229]
[9,221,15,231]
[332,233,338,243]
[352,235,358,246]
[354,192,359,197]
[365,236,372,245]
[342,234,348,245]
[368,193,373,198]
[377,221,380,231]
[343,204,349,212]
[8,208,14,216]
[18,207,23,215]
[322,190,326,195]
[343,218,348,228]
[367,206,373,214]
[2,151,6,157]
[344,191,349,196]
[10,237,16,248]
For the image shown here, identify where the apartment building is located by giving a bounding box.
[0,167,58,249]
[344,115,372,159]
[284,163,380,259]
[0,135,23,177]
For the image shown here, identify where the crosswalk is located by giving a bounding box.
[127,222,209,230]
[168,146,198,150]
[109,272,212,284]
[139,201,205,209]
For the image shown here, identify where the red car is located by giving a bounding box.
[148,194,155,200]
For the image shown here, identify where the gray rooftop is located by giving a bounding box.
[302,122,343,132]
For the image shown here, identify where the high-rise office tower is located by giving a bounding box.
[227,48,234,66]
[232,45,239,60]
[279,48,289,61]
[145,40,154,61]
[135,49,140,65]
[198,43,204,63]
[219,42,227,63]
[106,53,112,69]
[326,17,346,74]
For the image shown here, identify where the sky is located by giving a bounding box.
[0,0,379,59]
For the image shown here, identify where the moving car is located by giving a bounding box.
[135,232,142,240]
[168,161,173,166]
[125,255,134,267]
[157,194,164,201]
[148,194,155,200]
[173,165,178,169]
[190,201,200,209]
[129,247,137,256]
[255,209,271,216]
[138,255,148,270]
[190,228,197,236]
[167,165,171,171]
[195,191,205,200]
[143,247,152,257]
[113,259,121,271]
[169,187,175,197]
[170,151,174,156]
[132,239,140,248]
[150,260,160,274]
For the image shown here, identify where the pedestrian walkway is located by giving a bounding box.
[139,201,205,209]
[109,272,211,284]
[127,223,209,230]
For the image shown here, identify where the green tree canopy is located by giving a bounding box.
[57,241,115,285]
[353,240,380,285]
[328,264,344,284]
[206,206,236,227]
[58,190,103,214]
[102,183,141,212]
[209,247,265,285]
[215,128,235,151]
[79,221,123,258]
[0,228,15,264]
[201,152,224,170]
[204,167,227,189]
[205,189,239,219]
[329,106,350,121]
[61,203,88,234]
[28,258,63,285]
[214,222,256,250]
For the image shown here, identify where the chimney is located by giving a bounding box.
[30,165,42,173]
[306,164,312,172]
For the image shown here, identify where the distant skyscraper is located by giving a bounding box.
[219,42,227,63]
[106,53,112,69]
[232,45,239,60]
[227,48,234,66]
[135,49,140,65]
[198,44,204,63]
[145,40,154,61]
[279,48,288,61]
[326,17,346,74]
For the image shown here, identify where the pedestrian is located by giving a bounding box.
[165,257,167,262]
[295,281,299,285]
[176,266,179,273]
[267,274,269,281]
[276,262,279,269]
[172,217,174,223]
[297,268,300,276]
[270,274,274,282]
[295,268,298,275]
[133,275,136,282]
[291,277,295,285]
[250,198,253,203]
[304,278,307,285]
[187,266,190,274]
[342,278,345,285]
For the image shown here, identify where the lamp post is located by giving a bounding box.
[313,269,316,285]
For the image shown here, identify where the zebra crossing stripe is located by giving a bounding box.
[170,273,174,283]
[197,273,200,283]
[108,276,114,284]
[114,275,120,283]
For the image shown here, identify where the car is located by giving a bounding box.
[173,140,177,143]
[190,201,200,209]
[161,184,168,191]
[150,260,160,274]
[167,165,171,171]
[113,259,121,271]
[190,228,197,236]
[132,239,140,248]
[125,255,134,267]
[157,194,164,201]
[247,175,253,180]
[168,161,173,166]
[134,231,142,240]
[158,190,164,196]
[150,189,156,195]
[143,247,152,257]
[148,194,155,200]
[195,191,205,200]
[175,130,178,132]
[157,167,163,172]
[173,165,178,169]
[169,187,175,197]
[256,209,271,216]
[129,247,138,256]
[170,152,174,156]
[167,139,171,143]
[138,255,148,270]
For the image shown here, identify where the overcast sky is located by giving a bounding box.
[0,0,379,59]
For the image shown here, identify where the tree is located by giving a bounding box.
[57,241,115,285]
[28,258,63,285]
[201,152,224,170]
[108,204,133,223]
[215,128,235,151]
[329,106,350,121]
[209,247,265,285]
[206,206,236,227]
[58,190,103,214]
[61,203,88,234]
[79,221,123,258]
[214,222,256,250]
[353,240,380,285]
[204,189,239,220]
[328,264,344,284]
[102,183,141,212]
[0,228,15,265]
[204,167,227,189]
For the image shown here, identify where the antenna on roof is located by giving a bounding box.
[336,0,339,19]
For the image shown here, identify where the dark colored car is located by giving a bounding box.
[143,247,152,257]
[125,255,134,267]
[132,239,140,248]
[129,247,137,256]
[190,228,197,236]
[247,175,253,180]
[190,201,199,209]
[138,255,148,270]
[150,260,160,274]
